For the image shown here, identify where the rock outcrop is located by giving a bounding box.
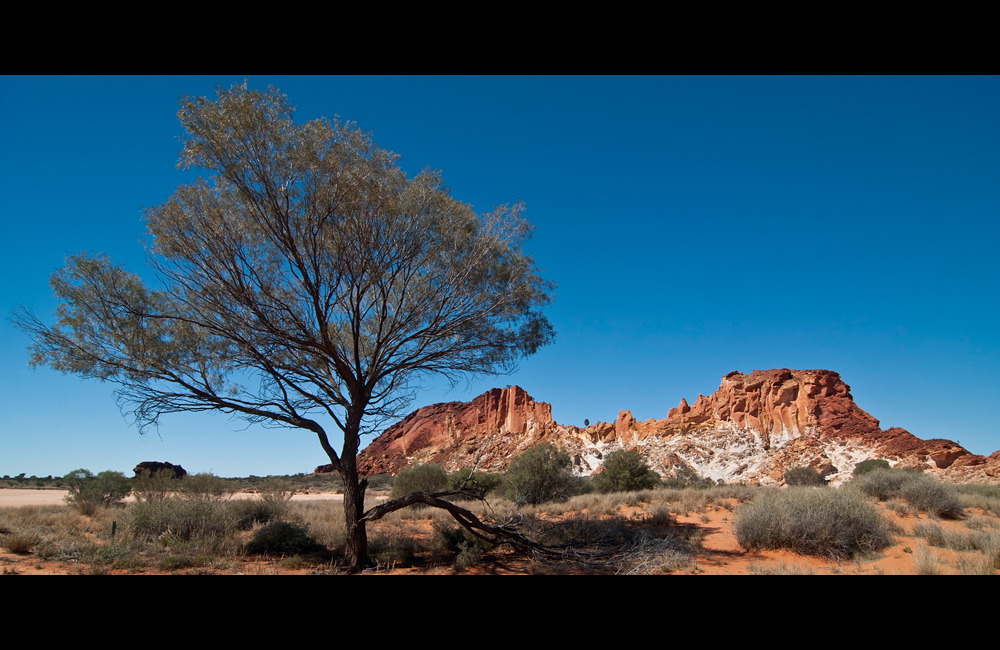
[356,386,558,476]
[133,461,187,479]
[352,369,999,486]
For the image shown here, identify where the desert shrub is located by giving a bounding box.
[125,498,237,542]
[390,463,448,499]
[432,521,493,569]
[734,487,895,559]
[446,468,504,497]
[228,498,284,531]
[367,528,417,565]
[898,475,964,519]
[63,469,132,515]
[2,532,40,554]
[660,466,715,489]
[592,450,661,494]
[850,469,963,519]
[244,521,325,557]
[504,444,578,505]
[178,473,235,502]
[853,458,891,476]
[783,467,826,487]
[364,473,392,492]
[131,468,181,503]
[254,477,294,519]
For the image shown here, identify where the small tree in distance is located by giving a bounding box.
[853,459,891,476]
[504,444,577,505]
[63,469,132,515]
[390,463,448,499]
[592,449,661,494]
[14,83,555,570]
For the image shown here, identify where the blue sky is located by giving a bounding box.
[2,75,998,478]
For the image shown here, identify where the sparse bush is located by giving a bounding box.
[131,468,180,503]
[592,450,661,494]
[256,477,295,517]
[432,521,493,570]
[125,498,236,542]
[898,475,964,519]
[244,521,325,557]
[228,498,284,531]
[661,466,715,489]
[367,528,417,565]
[853,458,891,476]
[734,487,895,559]
[504,444,577,505]
[2,532,40,554]
[390,463,448,499]
[446,468,504,497]
[850,468,963,519]
[783,467,826,487]
[63,469,132,515]
[178,472,235,502]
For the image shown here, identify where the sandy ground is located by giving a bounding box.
[0,488,343,508]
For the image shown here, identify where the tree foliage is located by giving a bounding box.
[62,468,132,515]
[591,449,661,494]
[390,463,448,499]
[504,444,577,505]
[14,82,554,569]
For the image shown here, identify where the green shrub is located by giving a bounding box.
[125,498,232,542]
[390,463,448,499]
[853,459,891,476]
[734,487,895,559]
[432,521,493,569]
[446,468,504,497]
[367,529,417,565]
[131,468,181,503]
[244,521,325,556]
[228,498,285,531]
[178,473,235,502]
[592,450,661,494]
[504,444,577,505]
[63,469,132,515]
[783,467,826,487]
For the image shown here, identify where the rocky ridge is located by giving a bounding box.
[353,369,999,486]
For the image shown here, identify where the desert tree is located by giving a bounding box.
[13,82,554,569]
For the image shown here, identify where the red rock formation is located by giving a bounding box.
[351,370,999,486]
[357,386,557,476]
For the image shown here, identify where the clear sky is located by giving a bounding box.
[2,75,997,478]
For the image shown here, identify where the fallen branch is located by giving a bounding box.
[359,490,557,557]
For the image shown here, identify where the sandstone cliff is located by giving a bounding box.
[352,369,998,486]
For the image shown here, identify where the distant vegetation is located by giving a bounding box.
[592,450,661,494]
[782,466,826,487]
[853,459,892,476]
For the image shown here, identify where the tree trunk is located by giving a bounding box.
[342,460,369,571]
[341,407,370,571]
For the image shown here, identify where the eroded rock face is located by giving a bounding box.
[356,386,558,476]
[352,370,999,486]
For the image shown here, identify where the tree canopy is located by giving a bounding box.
[14,82,555,568]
